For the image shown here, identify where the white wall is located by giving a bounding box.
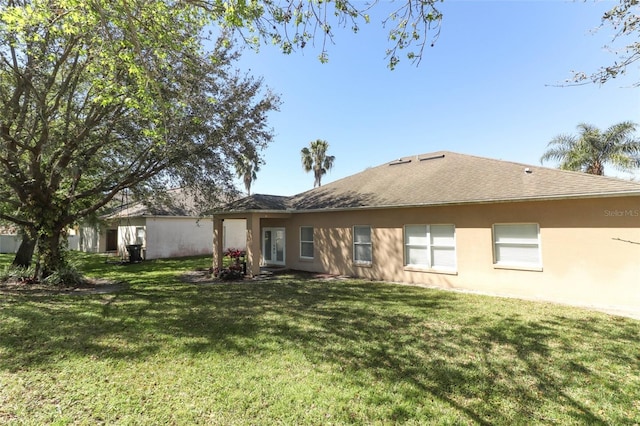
[223,219,247,251]
[117,218,146,258]
[67,235,80,250]
[1,231,98,254]
[0,235,20,254]
[79,225,100,252]
[144,217,213,259]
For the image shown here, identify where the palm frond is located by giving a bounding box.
[542,121,639,175]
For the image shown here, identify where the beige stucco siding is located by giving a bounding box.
[222,219,247,250]
[275,196,639,311]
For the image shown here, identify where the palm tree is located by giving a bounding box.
[235,154,260,195]
[540,121,640,175]
[301,139,335,188]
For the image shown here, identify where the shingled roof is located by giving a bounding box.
[220,151,640,212]
[222,194,291,211]
[105,188,204,219]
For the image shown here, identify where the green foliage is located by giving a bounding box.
[540,121,640,175]
[41,262,85,287]
[0,256,638,423]
[235,153,262,195]
[0,0,448,279]
[230,0,443,69]
[0,264,35,283]
[300,139,335,187]
[0,1,280,279]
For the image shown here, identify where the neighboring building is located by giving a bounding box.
[0,225,20,254]
[81,188,215,260]
[0,225,78,254]
[213,151,640,313]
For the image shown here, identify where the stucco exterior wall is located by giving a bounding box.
[256,196,639,311]
[79,225,100,253]
[223,219,247,251]
[144,217,213,259]
[117,218,146,257]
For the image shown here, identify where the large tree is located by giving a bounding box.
[540,122,640,175]
[0,1,279,279]
[301,139,335,188]
[0,0,445,280]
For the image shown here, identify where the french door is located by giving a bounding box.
[262,227,285,265]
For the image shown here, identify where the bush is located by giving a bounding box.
[0,264,36,283]
[42,263,86,287]
[213,264,245,281]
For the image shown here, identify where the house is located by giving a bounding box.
[1,225,79,253]
[81,188,217,260]
[213,151,640,313]
[0,224,20,254]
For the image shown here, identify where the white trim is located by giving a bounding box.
[492,223,542,270]
[353,225,372,265]
[404,224,457,272]
[299,226,314,260]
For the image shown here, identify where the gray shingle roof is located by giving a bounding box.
[222,194,291,211]
[222,151,640,212]
[105,188,203,219]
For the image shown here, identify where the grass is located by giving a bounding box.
[0,252,639,425]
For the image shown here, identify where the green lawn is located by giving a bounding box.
[1,253,639,425]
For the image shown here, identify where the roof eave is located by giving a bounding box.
[213,209,292,216]
[227,190,640,215]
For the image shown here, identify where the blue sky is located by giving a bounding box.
[233,0,639,196]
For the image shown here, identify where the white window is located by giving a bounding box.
[135,227,145,245]
[353,225,372,264]
[493,224,541,268]
[404,224,456,271]
[300,226,314,259]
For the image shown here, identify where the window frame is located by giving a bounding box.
[135,226,146,246]
[353,225,372,265]
[299,226,314,260]
[492,223,542,270]
[404,224,457,272]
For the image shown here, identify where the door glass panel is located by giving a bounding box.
[275,230,284,262]
[263,230,272,262]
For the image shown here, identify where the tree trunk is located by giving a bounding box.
[12,233,36,268]
[35,228,67,281]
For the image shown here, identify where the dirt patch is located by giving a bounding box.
[179,269,216,284]
[0,278,127,296]
[179,268,351,285]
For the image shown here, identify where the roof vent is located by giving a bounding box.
[419,154,446,162]
[524,168,533,174]
[389,158,412,166]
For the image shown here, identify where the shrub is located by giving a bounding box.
[0,264,36,283]
[213,264,244,281]
[41,263,86,287]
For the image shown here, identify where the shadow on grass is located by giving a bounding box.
[1,269,639,423]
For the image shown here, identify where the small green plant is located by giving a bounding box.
[41,262,86,287]
[0,264,36,283]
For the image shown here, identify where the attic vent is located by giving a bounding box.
[419,154,445,162]
[389,158,412,166]
[524,168,533,174]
